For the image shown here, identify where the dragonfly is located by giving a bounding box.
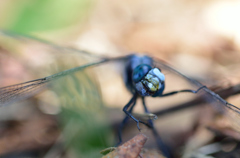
[0,31,240,158]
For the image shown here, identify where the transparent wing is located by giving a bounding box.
[0,78,48,107]
[0,58,115,107]
[0,31,130,107]
[153,57,240,131]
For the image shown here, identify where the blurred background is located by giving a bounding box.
[1,0,240,157]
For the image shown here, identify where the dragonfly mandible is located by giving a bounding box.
[0,31,240,158]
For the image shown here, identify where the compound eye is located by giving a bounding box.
[132,64,152,83]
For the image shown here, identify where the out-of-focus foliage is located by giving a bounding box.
[0,0,93,34]
[53,62,113,157]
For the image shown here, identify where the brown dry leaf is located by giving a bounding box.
[102,134,165,158]
[102,133,147,158]
[102,134,147,158]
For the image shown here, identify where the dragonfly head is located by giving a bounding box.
[133,65,165,96]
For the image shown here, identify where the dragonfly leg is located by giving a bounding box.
[142,97,173,158]
[117,97,136,145]
[117,93,150,146]
[122,93,143,131]
[160,86,206,97]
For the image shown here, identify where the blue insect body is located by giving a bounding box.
[125,55,165,97]
[120,54,206,158]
